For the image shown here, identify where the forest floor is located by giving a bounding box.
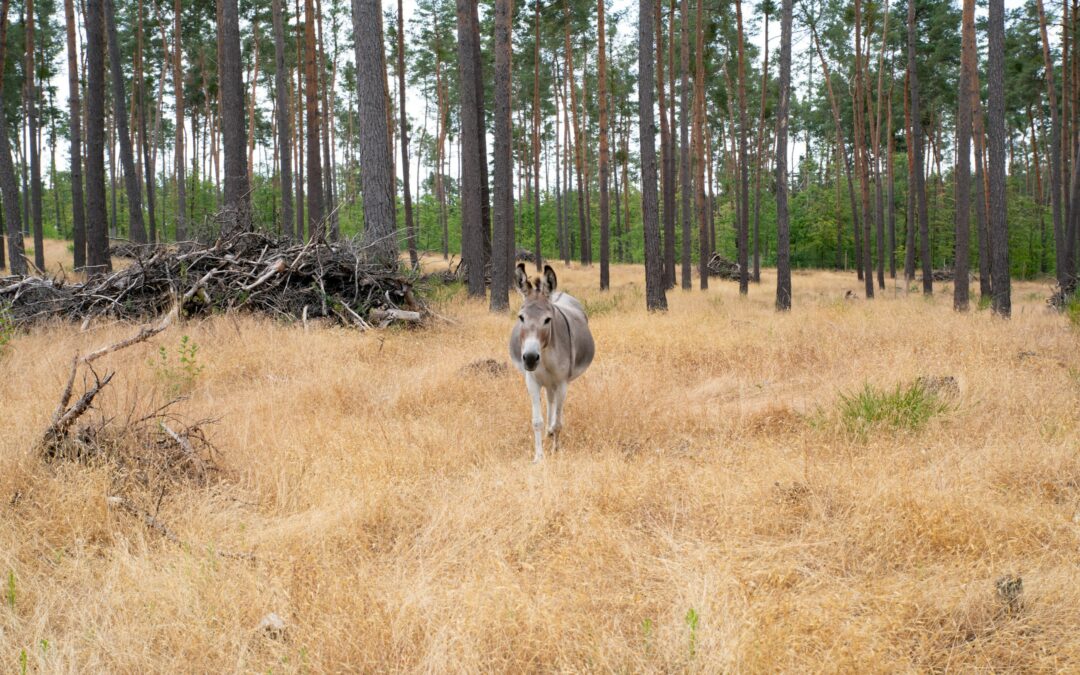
[2,244,1079,672]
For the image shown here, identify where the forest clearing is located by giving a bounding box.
[2,252,1079,671]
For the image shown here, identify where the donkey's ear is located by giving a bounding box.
[514,263,532,296]
[541,265,558,296]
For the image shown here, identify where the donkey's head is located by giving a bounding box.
[514,263,558,372]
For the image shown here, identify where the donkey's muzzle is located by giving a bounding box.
[522,352,540,371]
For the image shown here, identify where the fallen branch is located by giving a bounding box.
[41,311,176,454]
[107,495,256,562]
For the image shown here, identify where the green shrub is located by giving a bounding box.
[1066,292,1080,329]
[153,335,205,395]
[839,381,947,436]
[0,303,14,356]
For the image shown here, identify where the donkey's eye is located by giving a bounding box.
[544,317,551,325]
[518,315,524,322]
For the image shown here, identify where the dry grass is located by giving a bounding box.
[2,250,1079,672]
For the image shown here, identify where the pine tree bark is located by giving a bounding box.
[135,0,157,243]
[775,0,792,309]
[353,0,397,264]
[455,0,485,294]
[173,0,186,241]
[25,0,43,268]
[532,0,542,273]
[854,0,874,298]
[886,85,896,278]
[563,1,589,266]
[972,86,991,298]
[598,0,611,289]
[657,0,675,288]
[693,0,707,290]
[1036,0,1064,286]
[273,0,293,237]
[398,0,417,265]
[954,0,975,310]
[735,0,750,294]
[219,0,251,234]
[65,0,86,267]
[640,0,667,309]
[0,0,25,274]
[872,1,889,290]
[304,0,324,236]
[810,21,862,280]
[679,0,691,289]
[907,0,931,292]
[85,0,111,272]
[490,0,512,310]
[105,0,147,244]
[752,10,769,284]
[987,0,1010,314]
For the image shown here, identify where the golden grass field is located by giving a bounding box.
[2,245,1080,672]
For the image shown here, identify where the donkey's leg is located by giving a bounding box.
[548,381,568,451]
[526,374,545,462]
[544,385,558,448]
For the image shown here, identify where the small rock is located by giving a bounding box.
[462,358,509,378]
[916,375,959,398]
[258,612,287,639]
[995,575,1023,612]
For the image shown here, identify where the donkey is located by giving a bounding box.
[509,263,595,462]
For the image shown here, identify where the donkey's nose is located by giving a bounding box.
[522,352,540,370]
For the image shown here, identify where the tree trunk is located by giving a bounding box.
[532,1,542,273]
[640,0,667,309]
[775,0,792,309]
[908,0,931,293]
[873,1,889,290]
[25,0,43,268]
[469,4,492,269]
[435,44,449,259]
[85,0,110,272]
[657,0,675,287]
[854,0,874,298]
[752,11,769,284]
[679,0,691,289]
[455,0,485,294]
[352,0,396,263]
[972,84,991,298]
[810,21,862,280]
[987,0,1010,314]
[273,0,293,237]
[105,0,147,245]
[172,0,186,241]
[693,0,708,290]
[490,0,512,310]
[887,85,896,279]
[598,0,611,289]
[735,0,750,294]
[136,0,158,243]
[954,0,975,310]
[304,0,323,236]
[217,0,251,234]
[1037,0,1066,288]
[65,0,86,267]
[563,2,589,266]
[397,0,417,265]
[0,0,25,274]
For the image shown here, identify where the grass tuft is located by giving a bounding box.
[839,381,948,436]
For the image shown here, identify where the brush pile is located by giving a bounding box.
[707,253,741,280]
[0,232,421,328]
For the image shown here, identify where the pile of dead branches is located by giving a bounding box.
[0,231,421,328]
[921,269,962,282]
[707,253,741,280]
